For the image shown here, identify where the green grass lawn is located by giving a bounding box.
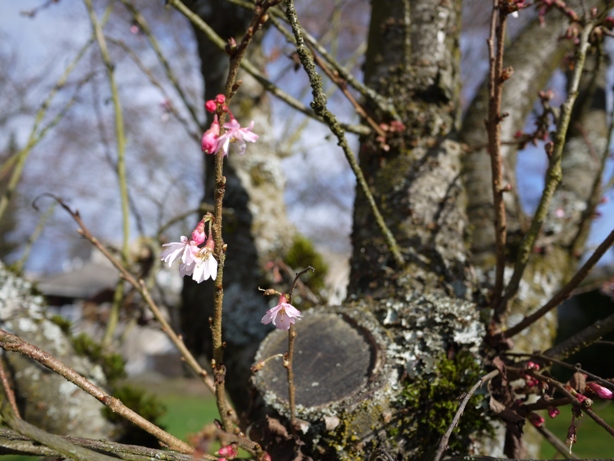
[159,393,219,441]
[539,401,614,458]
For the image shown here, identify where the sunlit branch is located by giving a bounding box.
[487,2,508,315]
[39,194,231,414]
[571,64,613,256]
[283,0,405,267]
[84,0,131,348]
[0,362,20,419]
[503,228,614,338]
[498,21,593,317]
[0,329,193,454]
[544,307,614,361]
[166,0,370,136]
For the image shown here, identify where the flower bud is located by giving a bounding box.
[225,37,237,56]
[205,100,217,113]
[500,66,514,81]
[586,382,613,400]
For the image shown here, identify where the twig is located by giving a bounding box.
[283,0,405,267]
[502,228,614,338]
[0,329,193,454]
[534,424,579,459]
[285,266,314,429]
[0,361,20,418]
[166,0,370,136]
[544,309,614,360]
[84,0,131,348]
[503,351,614,391]
[487,1,508,315]
[527,370,614,439]
[39,194,225,407]
[498,21,594,317]
[432,369,499,461]
[571,75,614,256]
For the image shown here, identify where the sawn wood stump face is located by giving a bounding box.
[253,306,390,414]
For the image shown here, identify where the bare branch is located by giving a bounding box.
[0,330,193,454]
[503,228,614,338]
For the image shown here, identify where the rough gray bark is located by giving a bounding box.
[181,0,296,411]
[0,262,114,439]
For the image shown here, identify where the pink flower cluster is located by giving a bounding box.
[201,94,258,156]
[261,294,301,330]
[160,215,218,283]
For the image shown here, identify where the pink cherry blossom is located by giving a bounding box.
[548,406,560,418]
[201,115,221,154]
[261,294,301,330]
[217,118,258,156]
[161,236,199,268]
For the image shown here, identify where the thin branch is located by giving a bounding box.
[544,308,614,360]
[38,194,236,420]
[487,1,508,315]
[119,0,203,131]
[498,21,594,316]
[0,361,20,418]
[503,228,614,338]
[285,266,313,429]
[527,370,614,439]
[0,330,193,454]
[166,0,370,136]
[433,369,499,461]
[534,424,579,460]
[571,79,614,256]
[84,0,131,348]
[283,0,405,267]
